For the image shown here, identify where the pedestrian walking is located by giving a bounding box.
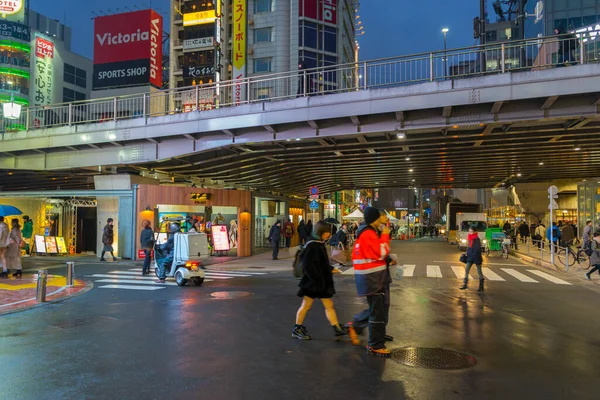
[140,219,155,275]
[0,216,10,278]
[282,220,295,250]
[560,222,575,248]
[547,222,561,253]
[292,221,347,341]
[297,220,308,245]
[584,231,600,280]
[347,207,394,357]
[21,215,33,256]
[7,219,23,277]
[268,220,282,260]
[519,221,530,244]
[583,220,593,249]
[306,220,313,239]
[100,218,118,262]
[459,226,485,292]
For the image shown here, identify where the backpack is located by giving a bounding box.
[292,240,314,278]
[284,223,293,236]
[584,241,594,257]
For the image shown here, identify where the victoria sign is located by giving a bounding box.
[93,9,163,89]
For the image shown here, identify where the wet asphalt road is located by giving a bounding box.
[1,238,599,400]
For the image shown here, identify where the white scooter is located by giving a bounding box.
[153,219,209,286]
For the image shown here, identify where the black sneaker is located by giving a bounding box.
[385,335,394,342]
[292,325,311,340]
[333,324,348,340]
[100,258,107,262]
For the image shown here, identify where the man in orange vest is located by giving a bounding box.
[347,207,394,357]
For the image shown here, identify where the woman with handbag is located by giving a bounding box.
[584,231,600,280]
[460,226,485,291]
[7,218,23,277]
[292,221,347,341]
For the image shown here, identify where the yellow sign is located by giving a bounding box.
[183,10,217,26]
[233,0,246,71]
[0,0,23,16]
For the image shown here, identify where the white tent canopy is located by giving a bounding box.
[343,209,364,220]
[385,210,399,222]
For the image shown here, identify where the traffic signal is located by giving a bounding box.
[474,17,481,38]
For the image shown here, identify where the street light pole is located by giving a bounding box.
[442,28,449,78]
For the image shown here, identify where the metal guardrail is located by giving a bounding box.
[513,239,591,273]
[0,33,596,137]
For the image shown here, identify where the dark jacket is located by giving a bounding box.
[298,241,335,298]
[140,227,154,249]
[297,221,307,238]
[268,224,281,242]
[519,223,530,237]
[466,236,483,265]
[102,224,114,245]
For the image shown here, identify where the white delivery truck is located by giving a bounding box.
[456,212,488,251]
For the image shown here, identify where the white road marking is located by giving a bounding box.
[98,285,165,291]
[204,272,252,277]
[403,265,415,277]
[501,268,539,283]
[86,274,158,280]
[203,274,235,279]
[95,279,178,286]
[527,270,572,285]
[450,266,465,279]
[433,261,526,267]
[128,268,267,275]
[481,268,506,281]
[108,271,149,275]
[426,265,443,278]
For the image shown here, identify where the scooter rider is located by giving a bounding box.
[155,222,180,283]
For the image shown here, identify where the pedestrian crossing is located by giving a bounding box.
[85,268,268,291]
[341,264,572,285]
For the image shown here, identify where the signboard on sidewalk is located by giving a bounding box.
[211,225,230,251]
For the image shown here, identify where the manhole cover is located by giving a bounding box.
[210,291,253,299]
[391,347,477,370]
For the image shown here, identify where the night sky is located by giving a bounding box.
[30,0,485,61]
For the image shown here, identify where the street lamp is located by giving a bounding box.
[442,28,449,78]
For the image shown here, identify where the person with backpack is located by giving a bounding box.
[584,231,600,281]
[282,220,295,251]
[292,221,347,340]
[346,207,394,357]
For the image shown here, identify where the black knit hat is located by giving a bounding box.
[363,207,381,225]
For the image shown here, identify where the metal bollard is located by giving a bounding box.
[66,262,75,286]
[36,269,48,303]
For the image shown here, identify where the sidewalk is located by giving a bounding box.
[0,273,92,316]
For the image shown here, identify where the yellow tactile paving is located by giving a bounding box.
[0,277,67,291]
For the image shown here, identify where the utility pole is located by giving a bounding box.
[479,0,486,73]
[517,0,526,68]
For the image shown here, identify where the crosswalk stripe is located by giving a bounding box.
[95,279,178,286]
[403,265,415,277]
[426,265,443,278]
[450,266,465,279]
[204,272,252,277]
[501,268,538,283]
[481,268,506,281]
[87,274,158,280]
[98,285,165,291]
[527,270,572,285]
[128,268,267,275]
[109,271,149,275]
[203,275,234,280]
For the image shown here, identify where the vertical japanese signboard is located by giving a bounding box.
[31,33,55,128]
[232,0,246,104]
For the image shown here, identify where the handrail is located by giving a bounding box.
[0,32,594,137]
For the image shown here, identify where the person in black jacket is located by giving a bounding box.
[297,220,307,245]
[292,221,347,340]
[460,227,485,292]
[268,220,282,260]
[140,220,155,275]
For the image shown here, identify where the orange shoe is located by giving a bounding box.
[346,323,360,346]
[367,346,391,357]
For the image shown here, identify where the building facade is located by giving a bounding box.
[169,0,357,108]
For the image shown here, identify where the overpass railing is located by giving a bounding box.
[0,33,596,136]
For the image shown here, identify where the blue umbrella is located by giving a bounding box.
[0,205,23,217]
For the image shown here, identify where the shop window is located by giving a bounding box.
[254,57,272,73]
[254,27,272,43]
[255,0,273,13]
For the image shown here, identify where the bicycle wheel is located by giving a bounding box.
[557,249,576,267]
[577,250,591,270]
[485,245,490,257]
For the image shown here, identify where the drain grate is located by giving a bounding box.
[210,291,253,299]
[391,347,477,370]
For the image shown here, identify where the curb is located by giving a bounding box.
[0,280,94,317]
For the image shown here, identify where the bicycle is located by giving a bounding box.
[557,243,590,269]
